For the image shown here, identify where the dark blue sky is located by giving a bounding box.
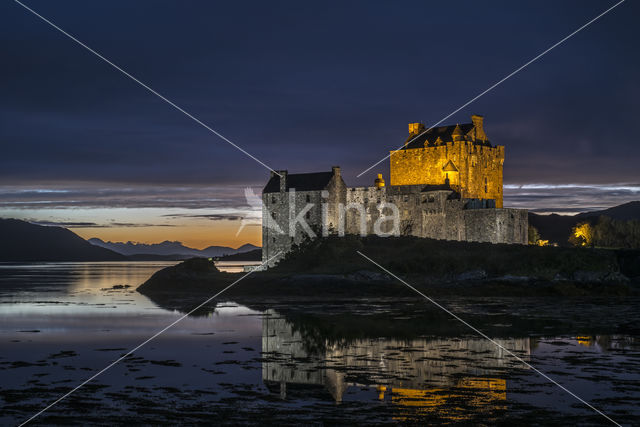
[0,0,639,242]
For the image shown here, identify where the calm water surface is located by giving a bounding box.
[0,262,639,425]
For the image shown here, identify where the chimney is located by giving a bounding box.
[332,166,341,177]
[408,122,425,135]
[471,115,486,141]
[277,170,287,192]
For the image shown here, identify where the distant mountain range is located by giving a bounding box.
[0,218,126,261]
[88,238,259,259]
[530,201,640,245]
[0,218,260,262]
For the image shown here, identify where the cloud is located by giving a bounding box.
[504,183,640,214]
[0,184,257,210]
[27,220,103,228]
[25,219,175,228]
[162,213,245,221]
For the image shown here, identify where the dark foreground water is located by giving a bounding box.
[0,263,639,425]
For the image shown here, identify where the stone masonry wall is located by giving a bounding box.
[342,185,527,244]
[389,143,504,207]
[262,171,346,265]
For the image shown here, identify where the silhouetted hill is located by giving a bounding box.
[528,213,578,246]
[201,243,260,258]
[530,201,640,246]
[216,249,262,261]
[0,219,126,261]
[225,243,260,254]
[575,201,640,221]
[89,238,259,258]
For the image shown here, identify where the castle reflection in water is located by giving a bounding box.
[261,309,532,421]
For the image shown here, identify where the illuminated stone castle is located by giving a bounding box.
[262,115,527,264]
[391,115,504,207]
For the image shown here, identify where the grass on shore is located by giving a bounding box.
[271,235,634,280]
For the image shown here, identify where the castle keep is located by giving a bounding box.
[262,115,527,264]
[391,115,504,207]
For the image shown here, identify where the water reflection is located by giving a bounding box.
[261,309,532,421]
[1,263,639,424]
[0,262,177,315]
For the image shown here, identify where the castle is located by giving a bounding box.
[262,115,527,264]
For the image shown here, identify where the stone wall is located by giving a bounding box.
[262,169,346,265]
[389,142,504,207]
[342,185,527,244]
[463,208,528,245]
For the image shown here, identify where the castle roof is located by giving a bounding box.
[402,122,487,149]
[263,171,334,193]
[451,124,464,137]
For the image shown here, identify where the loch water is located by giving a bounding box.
[0,262,639,425]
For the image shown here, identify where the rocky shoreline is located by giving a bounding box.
[137,236,640,299]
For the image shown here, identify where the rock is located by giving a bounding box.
[456,270,487,281]
[137,257,222,292]
[346,270,389,282]
[288,274,346,283]
[494,275,531,282]
[602,272,630,283]
[181,258,219,273]
[572,270,605,283]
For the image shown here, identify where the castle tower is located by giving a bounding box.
[389,115,504,207]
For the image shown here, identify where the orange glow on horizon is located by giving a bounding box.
[73,219,261,250]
